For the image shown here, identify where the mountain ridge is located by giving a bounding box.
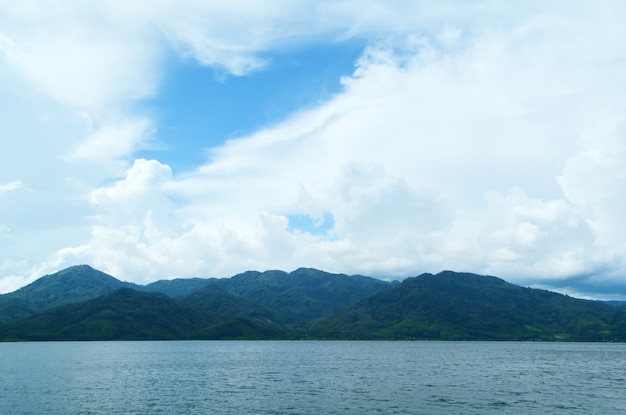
[207,267,394,323]
[1,266,625,341]
[307,271,626,341]
[0,265,394,324]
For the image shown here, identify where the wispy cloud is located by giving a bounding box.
[0,181,23,195]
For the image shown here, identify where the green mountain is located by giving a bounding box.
[141,277,212,297]
[0,288,284,341]
[0,266,393,326]
[604,300,626,307]
[307,271,626,341]
[183,285,291,324]
[0,265,137,323]
[0,298,34,322]
[210,268,394,323]
[3,266,626,342]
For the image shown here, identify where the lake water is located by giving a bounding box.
[1,341,625,414]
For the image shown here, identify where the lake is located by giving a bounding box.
[1,341,625,414]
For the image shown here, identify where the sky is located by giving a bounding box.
[1,1,626,300]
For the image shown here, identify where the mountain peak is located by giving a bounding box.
[0,265,137,322]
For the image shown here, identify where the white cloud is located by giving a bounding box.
[150,2,624,287]
[90,159,177,226]
[2,1,626,297]
[0,181,22,195]
[558,127,626,256]
[0,1,160,109]
[67,116,155,162]
[479,188,594,277]
[0,273,31,295]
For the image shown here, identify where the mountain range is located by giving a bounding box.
[0,265,625,341]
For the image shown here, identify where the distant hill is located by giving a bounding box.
[0,266,393,326]
[141,277,212,297]
[0,288,284,341]
[3,266,626,342]
[307,271,626,341]
[0,265,137,322]
[603,300,626,307]
[209,268,394,323]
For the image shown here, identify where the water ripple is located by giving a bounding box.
[1,341,626,414]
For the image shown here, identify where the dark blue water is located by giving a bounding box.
[1,341,625,414]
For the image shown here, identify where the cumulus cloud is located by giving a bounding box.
[156,3,624,288]
[62,5,626,288]
[559,131,626,252]
[2,1,626,298]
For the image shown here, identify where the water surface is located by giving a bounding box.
[1,341,625,414]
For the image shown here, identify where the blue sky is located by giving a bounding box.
[141,39,366,170]
[1,1,626,300]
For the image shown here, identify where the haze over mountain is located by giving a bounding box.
[1,265,625,342]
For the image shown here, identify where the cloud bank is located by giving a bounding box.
[1,1,625,298]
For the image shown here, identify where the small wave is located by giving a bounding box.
[489,400,511,407]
